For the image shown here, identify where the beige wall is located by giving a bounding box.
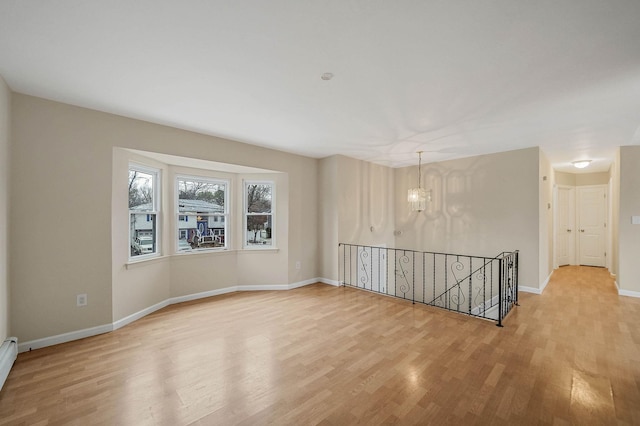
[555,171,576,187]
[555,171,609,187]
[539,151,554,284]
[11,94,318,342]
[323,149,544,289]
[318,155,396,282]
[318,156,339,281]
[0,76,10,342]
[611,150,620,278]
[617,146,640,292]
[11,97,114,342]
[576,172,609,186]
[394,147,541,289]
[337,156,395,247]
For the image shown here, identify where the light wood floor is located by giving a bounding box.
[1,266,640,425]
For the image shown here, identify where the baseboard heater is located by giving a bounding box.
[0,337,18,392]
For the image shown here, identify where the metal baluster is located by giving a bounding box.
[497,255,503,327]
[469,257,473,315]
[412,252,416,304]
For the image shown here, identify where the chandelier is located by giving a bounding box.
[407,151,430,212]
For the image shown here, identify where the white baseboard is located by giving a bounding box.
[519,286,542,295]
[618,288,640,298]
[539,271,553,294]
[518,271,552,295]
[112,299,170,331]
[168,287,239,305]
[288,278,322,289]
[318,277,341,286]
[18,278,334,353]
[0,337,18,391]
[18,324,113,353]
[238,284,290,291]
[471,294,499,316]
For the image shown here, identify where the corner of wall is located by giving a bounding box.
[538,149,553,290]
[0,75,11,343]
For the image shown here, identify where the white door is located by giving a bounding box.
[556,186,575,266]
[577,186,606,267]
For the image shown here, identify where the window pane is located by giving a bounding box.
[129,170,154,210]
[130,213,156,257]
[246,184,272,213]
[246,214,272,246]
[177,178,227,251]
[178,180,225,213]
[129,165,159,259]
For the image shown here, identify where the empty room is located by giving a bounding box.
[1,1,640,424]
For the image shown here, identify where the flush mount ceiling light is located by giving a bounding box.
[320,72,334,80]
[572,160,592,169]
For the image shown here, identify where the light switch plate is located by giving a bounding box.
[632,216,640,225]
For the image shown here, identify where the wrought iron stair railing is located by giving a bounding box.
[338,243,519,326]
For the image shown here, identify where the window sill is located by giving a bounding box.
[239,248,280,253]
[126,255,169,269]
[171,248,235,259]
[125,248,280,269]
[172,248,279,256]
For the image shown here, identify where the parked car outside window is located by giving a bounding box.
[132,236,153,254]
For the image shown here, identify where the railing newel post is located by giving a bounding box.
[515,250,519,306]
[497,254,504,327]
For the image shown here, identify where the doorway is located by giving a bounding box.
[554,184,608,268]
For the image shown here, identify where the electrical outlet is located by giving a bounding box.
[295,261,301,270]
[77,293,87,307]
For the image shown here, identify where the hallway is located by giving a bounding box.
[507,265,640,424]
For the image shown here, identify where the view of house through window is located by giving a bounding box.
[245,182,274,247]
[177,177,228,251]
[129,166,159,258]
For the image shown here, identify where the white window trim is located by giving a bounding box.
[243,180,276,249]
[175,175,230,253]
[128,163,161,261]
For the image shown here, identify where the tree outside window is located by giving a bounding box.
[245,182,274,247]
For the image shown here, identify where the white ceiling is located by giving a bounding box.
[1,1,639,172]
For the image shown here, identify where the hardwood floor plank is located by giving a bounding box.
[1,266,640,424]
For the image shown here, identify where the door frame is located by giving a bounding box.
[608,177,613,271]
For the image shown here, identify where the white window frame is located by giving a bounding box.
[176,175,229,253]
[128,163,161,260]
[243,180,275,249]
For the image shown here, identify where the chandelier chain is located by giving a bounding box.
[417,151,422,189]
